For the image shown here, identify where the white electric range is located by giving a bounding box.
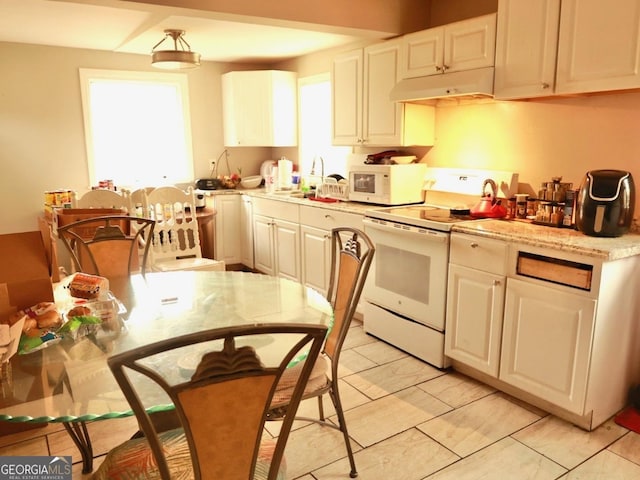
[362,167,518,368]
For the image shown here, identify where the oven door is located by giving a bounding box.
[363,217,449,331]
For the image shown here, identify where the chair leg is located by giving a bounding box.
[328,384,358,478]
[317,395,325,421]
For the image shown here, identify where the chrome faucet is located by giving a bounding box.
[310,155,325,180]
[310,155,325,198]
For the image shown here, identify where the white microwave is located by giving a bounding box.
[348,163,427,205]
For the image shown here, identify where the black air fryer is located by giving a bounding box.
[576,169,635,237]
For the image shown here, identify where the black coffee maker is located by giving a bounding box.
[576,170,635,237]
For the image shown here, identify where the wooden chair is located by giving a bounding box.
[92,322,328,480]
[268,227,375,478]
[57,215,155,279]
[146,186,225,272]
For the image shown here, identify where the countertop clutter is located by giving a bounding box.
[452,219,640,261]
[212,188,640,260]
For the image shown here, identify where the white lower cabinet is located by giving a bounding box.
[446,264,505,376]
[500,278,596,413]
[212,194,242,265]
[253,214,276,275]
[446,233,507,377]
[447,231,640,430]
[300,225,330,295]
[240,195,253,268]
[252,197,300,282]
[299,205,364,297]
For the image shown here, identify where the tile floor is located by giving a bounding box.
[2,319,640,479]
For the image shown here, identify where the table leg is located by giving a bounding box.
[63,421,93,474]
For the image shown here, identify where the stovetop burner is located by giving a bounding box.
[364,204,480,232]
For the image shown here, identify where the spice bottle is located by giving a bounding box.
[515,194,528,219]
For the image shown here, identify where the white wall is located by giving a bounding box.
[0,42,271,234]
[426,94,640,214]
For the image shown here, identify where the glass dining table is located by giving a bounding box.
[0,270,333,473]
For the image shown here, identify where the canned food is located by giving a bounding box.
[44,191,55,206]
[515,194,528,219]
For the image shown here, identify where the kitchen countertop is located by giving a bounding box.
[452,219,640,261]
[206,189,640,261]
[238,188,382,215]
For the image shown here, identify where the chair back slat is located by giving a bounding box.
[178,375,275,479]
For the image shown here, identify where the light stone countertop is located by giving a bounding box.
[452,219,640,261]
[235,189,376,214]
[207,189,640,261]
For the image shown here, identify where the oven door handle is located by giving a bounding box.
[363,217,449,243]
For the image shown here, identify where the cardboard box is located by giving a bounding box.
[0,231,54,323]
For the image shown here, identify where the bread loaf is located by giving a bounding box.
[69,273,108,300]
[24,302,61,329]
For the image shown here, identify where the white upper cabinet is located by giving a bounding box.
[332,39,435,147]
[222,70,297,147]
[497,0,640,98]
[400,13,497,79]
[494,0,561,99]
[332,49,363,145]
[556,0,640,94]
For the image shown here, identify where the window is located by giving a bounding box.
[79,69,194,189]
[298,73,350,178]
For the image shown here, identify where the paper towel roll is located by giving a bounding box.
[278,158,293,190]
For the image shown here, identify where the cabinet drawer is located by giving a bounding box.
[252,197,299,223]
[450,233,508,275]
[516,251,593,291]
[300,205,363,231]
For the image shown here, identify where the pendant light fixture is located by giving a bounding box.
[151,29,201,69]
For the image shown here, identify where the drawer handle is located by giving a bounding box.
[493,279,501,286]
[324,214,334,220]
[470,242,479,248]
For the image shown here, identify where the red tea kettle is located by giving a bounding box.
[470,179,507,219]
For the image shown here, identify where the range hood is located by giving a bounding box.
[390,67,495,102]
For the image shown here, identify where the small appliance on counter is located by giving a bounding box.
[576,169,635,237]
[346,154,427,205]
[470,178,507,219]
[194,189,206,208]
[195,178,222,190]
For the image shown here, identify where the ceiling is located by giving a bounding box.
[0,0,398,64]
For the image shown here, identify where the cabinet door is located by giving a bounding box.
[213,194,241,265]
[363,39,404,146]
[332,49,363,145]
[500,278,596,414]
[556,0,640,94]
[444,13,497,73]
[301,225,331,295]
[401,27,444,79]
[494,0,561,99]
[253,214,275,276]
[445,264,505,376]
[222,71,270,146]
[240,195,253,268]
[222,71,296,146]
[274,219,300,282]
